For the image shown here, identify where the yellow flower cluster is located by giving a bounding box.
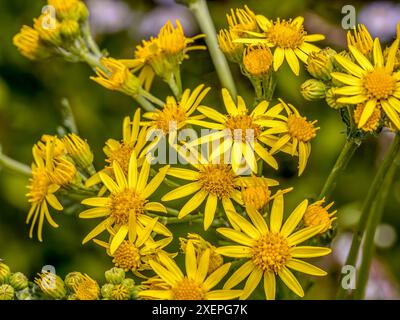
[11,4,337,301]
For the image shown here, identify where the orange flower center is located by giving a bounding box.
[364,68,396,100]
[267,20,304,49]
[225,114,261,142]
[110,190,146,225]
[172,278,205,300]
[198,165,236,199]
[287,115,317,142]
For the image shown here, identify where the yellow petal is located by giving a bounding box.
[195,249,210,283]
[254,142,278,170]
[287,225,325,246]
[331,72,362,85]
[222,88,238,115]
[224,260,254,289]
[285,49,300,75]
[358,99,377,128]
[286,259,327,276]
[82,218,113,244]
[373,38,383,68]
[215,245,252,258]
[79,207,110,219]
[162,182,202,202]
[270,192,284,233]
[158,251,184,279]
[45,194,63,211]
[280,199,308,237]
[166,167,199,181]
[149,260,180,286]
[240,268,263,300]
[113,161,127,189]
[334,54,365,77]
[246,206,268,234]
[264,272,276,300]
[217,228,254,246]
[99,172,119,194]
[145,202,167,213]
[203,263,231,291]
[141,165,169,199]
[178,190,208,218]
[382,100,400,129]
[110,225,129,255]
[205,290,242,300]
[273,47,285,71]
[128,150,138,189]
[348,45,373,71]
[290,246,332,258]
[81,197,110,207]
[185,241,197,280]
[278,266,304,297]
[204,194,218,230]
[137,290,173,300]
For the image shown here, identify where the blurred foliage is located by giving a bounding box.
[0,0,399,298]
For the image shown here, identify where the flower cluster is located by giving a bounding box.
[4,3,341,300]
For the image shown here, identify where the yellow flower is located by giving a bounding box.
[353,103,382,132]
[216,194,331,300]
[134,20,205,91]
[186,88,281,173]
[260,100,319,175]
[239,176,292,210]
[91,57,143,96]
[13,26,51,60]
[347,24,373,56]
[218,29,244,63]
[303,198,337,234]
[86,109,147,188]
[26,142,64,242]
[72,274,100,300]
[332,38,400,130]
[93,222,172,275]
[48,0,88,21]
[180,234,224,274]
[137,241,241,300]
[236,16,324,75]
[35,272,66,299]
[226,6,258,37]
[79,151,171,247]
[161,148,244,230]
[33,13,62,46]
[141,84,210,145]
[62,133,94,170]
[243,44,273,77]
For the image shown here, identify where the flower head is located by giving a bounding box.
[137,241,241,300]
[80,151,171,246]
[303,198,337,233]
[332,38,400,130]
[226,6,258,37]
[216,193,331,299]
[72,274,100,300]
[91,57,142,96]
[13,26,51,60]
[218,29,244,63]
[347,24,373,56]
[35,272,67,299]
[236,16,324,75]
[62,133,94,170]
[261,100,319,175]
[243,44,273,77]
[186,89,281,173]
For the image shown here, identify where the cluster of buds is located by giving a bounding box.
[0,262,30,300]
[101,268,138,300]
[13,0,101,69]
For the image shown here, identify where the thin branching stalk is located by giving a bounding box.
[188,0,237,96]
[0,148,32,177]
[337,133,400,299]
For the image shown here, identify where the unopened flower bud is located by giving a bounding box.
[35,272,67,299]
[64,271,84,290]
[101,283,114,299]
[105,267,125,284]
[33,14,63,47]
[60,19,80,40]
[325,87,344,109]
[9,272,29,291]
[301,79,326,101]
[0,284,14,300]
[0,263,11,284]
[62,134,94,170]
[306,48,336,81]
[111,284,130,300]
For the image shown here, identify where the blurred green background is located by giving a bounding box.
[1,0,400,299]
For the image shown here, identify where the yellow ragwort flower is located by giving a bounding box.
[62,133,94,170]
[91,57,143,96]
[137,241,241,300]
[134,20,205,90]
[141,84,210,145]
[180,233,224,275]
[217,29,244,63]
[353,103,382,132]
[235,16,324,75]
[47,0,88,21]
[79,151,171,246]
[93,222,172,275]
[186,88,281,173]
[161,147,245,230]
[216,194,331,300]
[260,100,319,175]
[243,44,273,77]
[26,142,64,242]
[72,274,100,300]
[332,38,400,130]
[239,176,292,210]
[226,5,258,37]
[13,26,51,61]
[303,198,337,234]
[347,24,373,56]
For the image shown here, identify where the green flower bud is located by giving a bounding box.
[67,294,78,300]
[111,284,130,300]
[16,288,33,300]
[306,48,336,81]
[105,267,125,285]
[0,284,15,300]
[60,19,80,40]
[325,87,345,109]
[101,284,114,299]
[301,79,326,101]
[76,2,89,22]
[9,272,29,291]
[122,278,136,298]
[35,272,67,299]
[0,263,11,284]
[64,272,84,290]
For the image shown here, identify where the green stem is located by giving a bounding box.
[60,98,78,134]
[0,149,32,177]
[138,89,164,107]
[318,138,361,201]
[81,21,103,58]
[337,133,400,299]
[354,150,400,299]
[80,50,103,71]
[166,207,180,216]
[134,95,156,112]
[161,214,203,224]
[188,0,237,97]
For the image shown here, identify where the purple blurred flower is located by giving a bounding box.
[87,0,136,35]
[138,4,196,38]
[358,1,400,42]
